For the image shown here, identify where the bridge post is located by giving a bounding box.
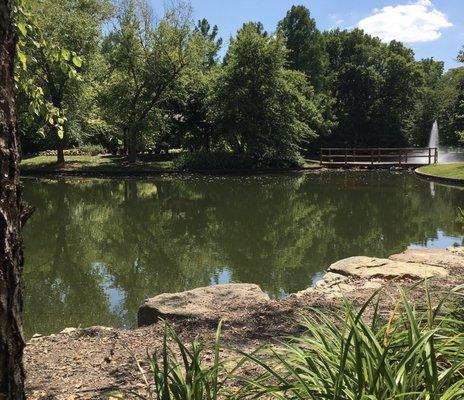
[428,148,431,165]
[434,148,438,164]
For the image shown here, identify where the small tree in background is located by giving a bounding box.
[210,23,325,166]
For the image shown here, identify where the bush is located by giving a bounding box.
[239,286,464,399]
[129,322,236,400]
[174,150,302,170]
[38,144,106,157]
[127,285,464,400]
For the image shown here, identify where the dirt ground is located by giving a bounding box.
[24,265,464,400]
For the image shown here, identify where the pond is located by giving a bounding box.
[22,171,464,338]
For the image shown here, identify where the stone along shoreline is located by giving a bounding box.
[25,247,464,399]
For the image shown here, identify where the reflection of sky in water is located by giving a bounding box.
[409,230,463,250]
[210,267,232,286]
[210,268,327,298]
[92,262,125,316]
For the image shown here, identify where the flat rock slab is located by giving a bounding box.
[328,256,448,280]
[138,283,270,327]
[390,248,464,269]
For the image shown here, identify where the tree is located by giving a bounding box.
[195,18,222,68]
[408,58,444,146]
[0,0,27,397]
[99,0,204,161]
[19,0,112,164]
[278,5,327,91]
[211,23,326,165]
[438,67,464,145]
[169,19,220,152]
[323,29,422,147]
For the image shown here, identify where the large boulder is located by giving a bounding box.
[138,283,270,327]
[389,248,464,269]
[328,256,448,280]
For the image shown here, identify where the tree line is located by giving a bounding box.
[18,0,464,166]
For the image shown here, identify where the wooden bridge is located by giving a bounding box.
[320,147,438,168]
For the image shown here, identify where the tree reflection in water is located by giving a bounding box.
[22,172,464,337]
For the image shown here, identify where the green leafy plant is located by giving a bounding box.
[237,286,464,400]
[131,321,239,400]
[174,150,302,170]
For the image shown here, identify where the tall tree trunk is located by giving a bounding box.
[0,0,27,399]
[55,129,65,165]
[128,127,137,163]
[123,127,128,156]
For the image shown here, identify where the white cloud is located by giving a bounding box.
[358,0,452,43]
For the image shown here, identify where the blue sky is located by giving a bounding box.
[151,0,463,70]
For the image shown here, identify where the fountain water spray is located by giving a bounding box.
[428,120,439,150]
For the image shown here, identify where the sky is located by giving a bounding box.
[151,0,463,70]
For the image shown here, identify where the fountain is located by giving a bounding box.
[428,120,439,149]
[428,121,464,163]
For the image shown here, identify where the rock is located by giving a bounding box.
[328,256,448,280]
[60,327,79,335]
[294,273,382,299]
[315,272,347,288]
[447,246,464,257]
[390,248,464,269]
[138,283,270,327]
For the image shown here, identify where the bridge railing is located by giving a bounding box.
[320,147,438,166]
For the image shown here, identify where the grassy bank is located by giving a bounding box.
[21,154,320,176]
[21,154,177,174]
[416,163,464,182]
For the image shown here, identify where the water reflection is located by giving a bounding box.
[22,172,464,337]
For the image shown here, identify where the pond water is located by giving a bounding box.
[22,171,464,338]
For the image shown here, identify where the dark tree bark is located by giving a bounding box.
[0,0,27,399]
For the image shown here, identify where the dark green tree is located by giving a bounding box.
[324,29,422,147]
[211,23,326,165]
[409,58,444,146]
[278,5,327,91]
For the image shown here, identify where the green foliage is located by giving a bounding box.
[118,286,464,400]
[17,1,464,166]
[324,29,423,147]
[174,150,256,170]
[277,5,327,91]
[17,0,112,161]
[239,286,464,399]
[130,322,233,400]
[14,1,82,142]
[408,58,444,146]
[210,23,324,163]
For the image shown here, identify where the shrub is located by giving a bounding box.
[38,144,105,157]
[126,285,464,400]
[239,286,464,399]
[174,150,302,170]
[131,322,238,400]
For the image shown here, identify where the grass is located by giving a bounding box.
[417,163,464,181]
[21,154,320,175]
[21,154,175,174]
[239,286,464,399]
[125,285,464,400]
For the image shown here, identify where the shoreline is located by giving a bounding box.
[415,167,464,185]
[20,164,324,179]
[25,247,464,399]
